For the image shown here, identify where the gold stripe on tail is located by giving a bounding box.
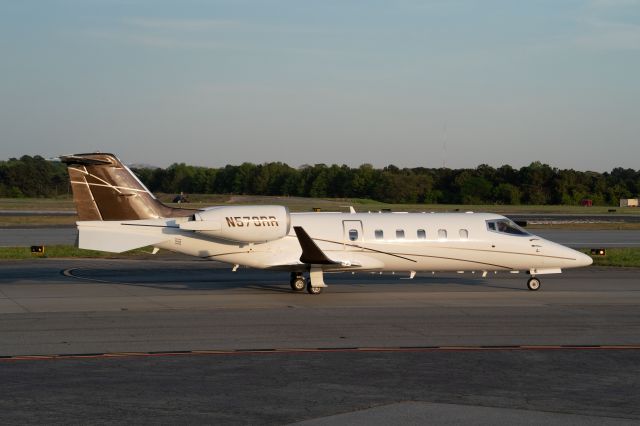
[61,153,196,221]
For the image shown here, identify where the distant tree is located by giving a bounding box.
[493,183,522,205]
[0,155,67,197]
[521,161,555,205]
[2,154,639,206]
[455,171,492,204]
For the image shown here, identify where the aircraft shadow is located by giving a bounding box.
[63,266,520,293]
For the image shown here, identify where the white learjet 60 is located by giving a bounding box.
[61,153,592,294]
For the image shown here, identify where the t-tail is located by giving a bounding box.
[60,153,195,220]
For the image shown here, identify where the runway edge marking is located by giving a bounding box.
[3,345,640,362]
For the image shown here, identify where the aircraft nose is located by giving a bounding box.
[575,250,593,267]
[549,242,593,269]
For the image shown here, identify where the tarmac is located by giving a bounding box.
[0,258,639,424]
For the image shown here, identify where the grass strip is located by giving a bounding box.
[3,196,640,215]
[581,248,640,268]
[0,245,151,260]
[2,217,640,230]
[1,245,639,268]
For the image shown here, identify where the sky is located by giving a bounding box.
[1,0,639,171]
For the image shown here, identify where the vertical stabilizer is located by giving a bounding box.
[60,153,195,220]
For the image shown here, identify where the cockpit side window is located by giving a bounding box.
[486,219,529,236]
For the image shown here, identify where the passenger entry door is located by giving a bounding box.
[342,220,364,251]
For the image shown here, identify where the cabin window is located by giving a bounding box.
[417,229,426,240]
[349,229,359,241]
[438,229,447,240]
[375,229,384,240]
[396,229,405,239]
[459,229,469,240]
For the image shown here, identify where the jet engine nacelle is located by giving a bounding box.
[179,205,291,243]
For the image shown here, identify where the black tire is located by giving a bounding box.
[527,277,541,291]
[306,282,323,295]
[291,277,306,292]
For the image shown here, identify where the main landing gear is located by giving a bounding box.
[290,272,306,292]
[290,267,327,295]
[307,283,323,295]
[527,277,541,291]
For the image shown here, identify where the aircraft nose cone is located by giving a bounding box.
[576,250,593,267]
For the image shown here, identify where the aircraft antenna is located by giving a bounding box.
[442,123,448,168]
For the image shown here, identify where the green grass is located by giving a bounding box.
[2,245,639,268]
[4,195,639,215]
[527,223,640,230]
[2,195,640,229]
[0,245,151,260]
[0,197,75,210]
[341,203,637,215]
[581,248,640,268]
[0,215,78,227]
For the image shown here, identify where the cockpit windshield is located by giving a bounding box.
[486,219,530,236]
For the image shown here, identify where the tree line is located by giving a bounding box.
[1,155,638,205]
[0,155,69,198]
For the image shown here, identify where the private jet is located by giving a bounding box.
[61,153,593,294]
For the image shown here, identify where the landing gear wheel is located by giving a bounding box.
[307,281,323,295]
[527,277,541,291]
[290,276,306,292]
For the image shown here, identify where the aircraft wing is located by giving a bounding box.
[291,226,384,270]
[294,226,342,265]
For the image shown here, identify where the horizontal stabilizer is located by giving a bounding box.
[77,222,170,253]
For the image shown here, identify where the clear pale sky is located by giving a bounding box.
[1,0,639,171]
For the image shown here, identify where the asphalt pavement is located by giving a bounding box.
[1,259,639,424]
